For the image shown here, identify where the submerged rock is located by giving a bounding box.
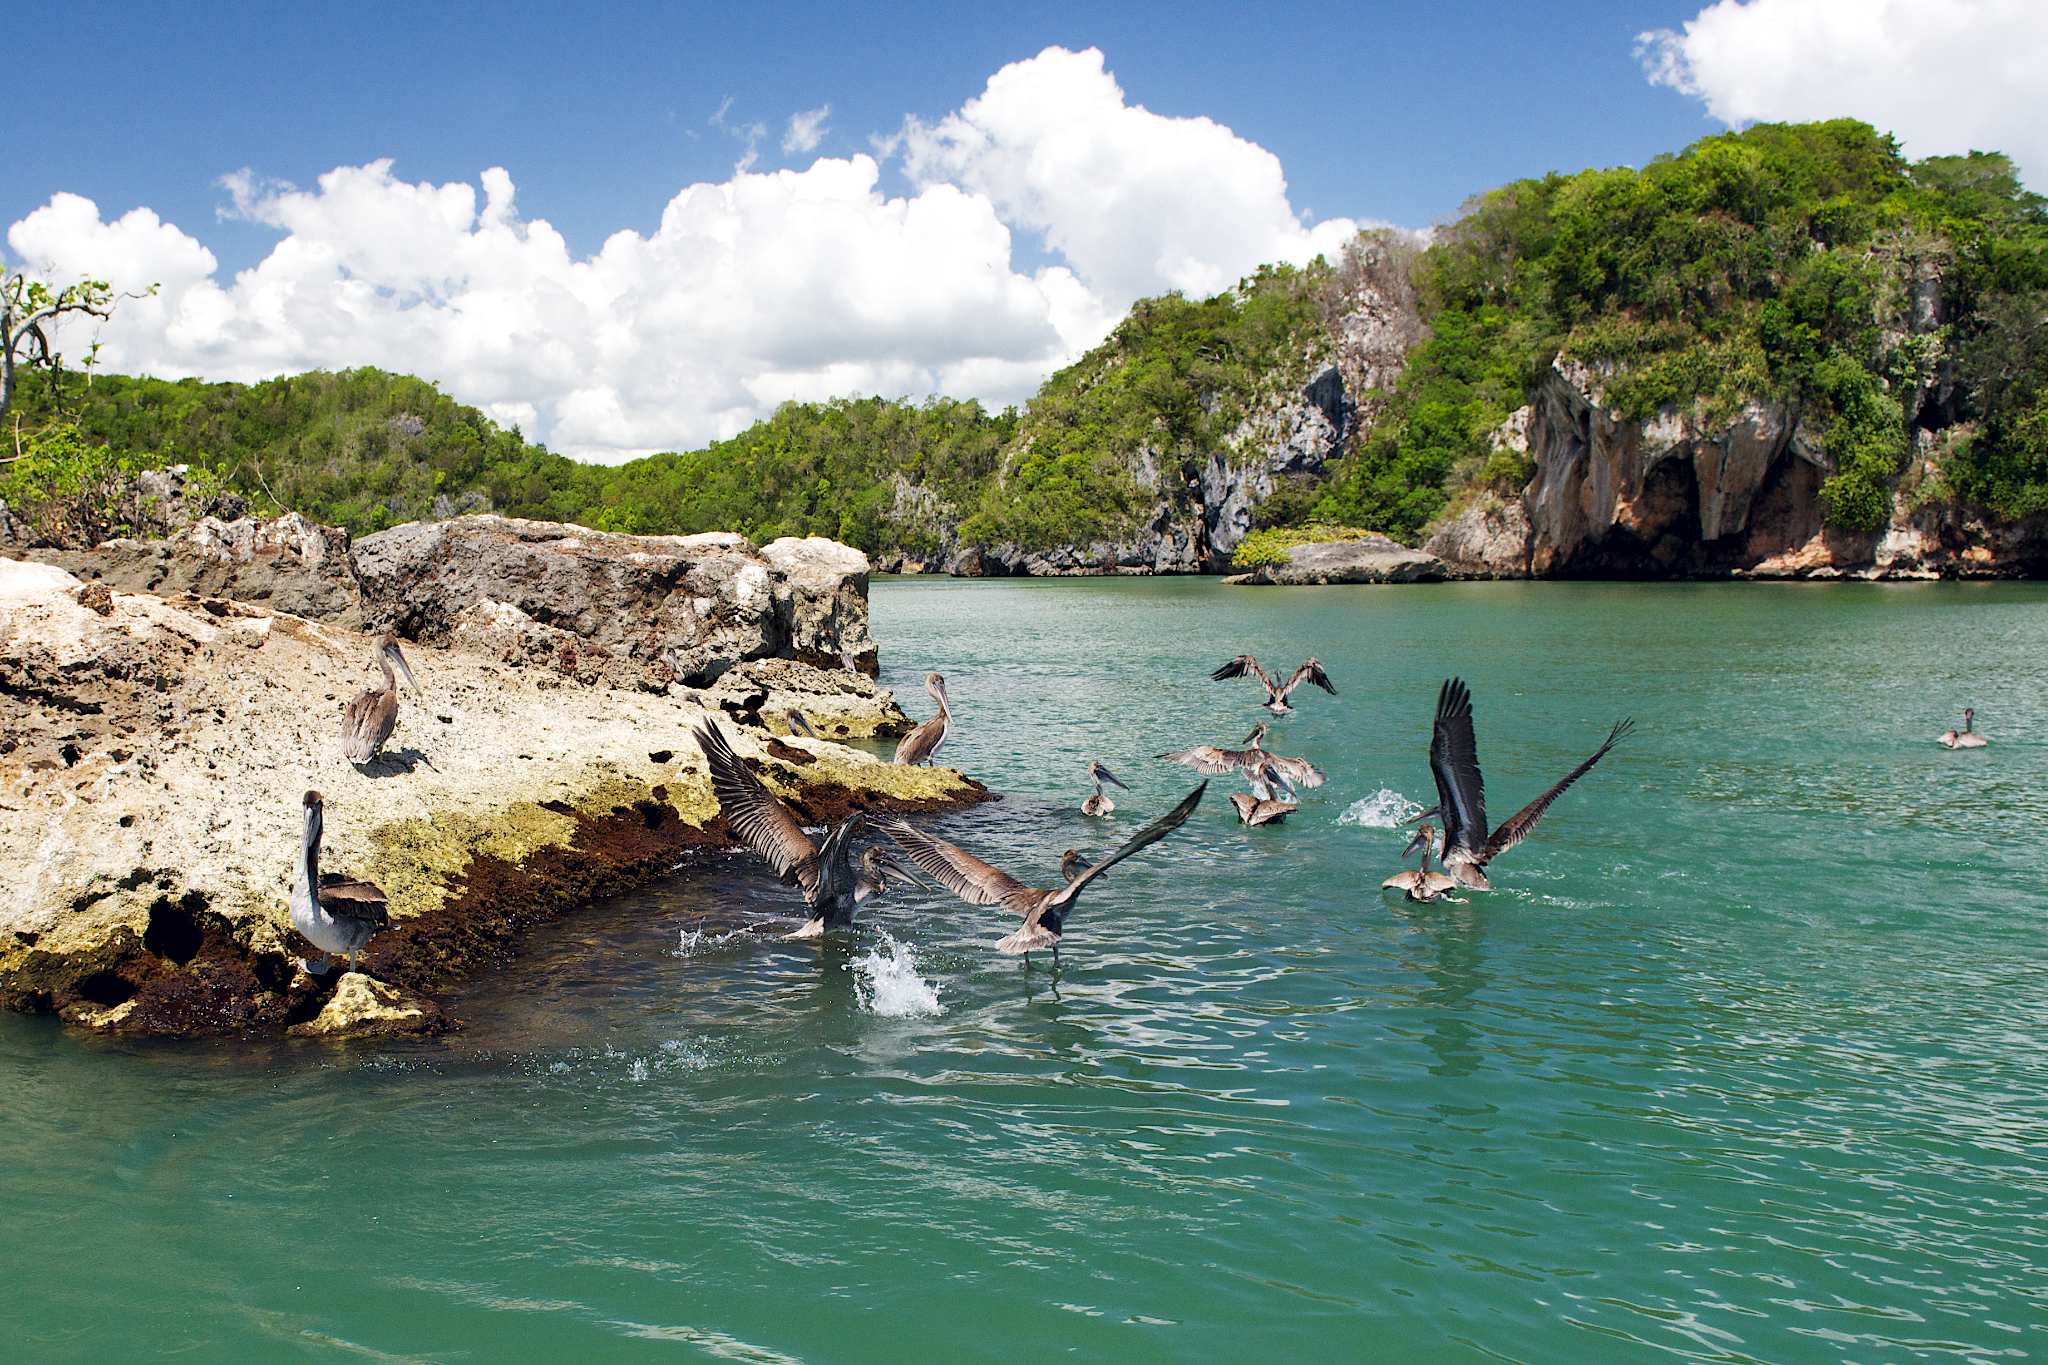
[0,558,982,1039]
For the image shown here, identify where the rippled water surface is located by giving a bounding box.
[5,578,2047,1361]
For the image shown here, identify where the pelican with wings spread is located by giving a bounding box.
[882,783,1207,965]
[1411,678,1633,891]
[693,721,922,938]
[1211,655,1337,715]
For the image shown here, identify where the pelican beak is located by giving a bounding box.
[1100,764,1130,791]
[874,851,928,889]
[1241,725,1263,745]
[1402,826,1430,858]
[1404,804,1440,827]
[388,643,421,693]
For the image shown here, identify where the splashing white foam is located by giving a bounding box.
[673,924,750,957]
[853,932,944,1018]
[1337,788,1423,828]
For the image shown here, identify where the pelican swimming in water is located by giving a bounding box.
[882,783,1207,965]
[1229,761,1298,825]
[1409,677,1633,891]
[290,790,390,975]
[1081,760,1129,816]
[1939,708,1988,749]
[1212,654,1338,714]
[1158,722,1326,792]
[341,634,419,764]
[893,671,952,766]
[693,721,919,938]
[1381,822,1457,902]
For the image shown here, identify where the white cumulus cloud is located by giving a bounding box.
[1638,0,2048,186]
[783,104,831,154]
[6,46,1364,461]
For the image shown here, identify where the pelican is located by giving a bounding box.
[341,634,419,764]
[893,671,952,766]
[1410,677,1633,890]
[693,721,918,937]
[1229,761,1297,825]
[1381,822,1457,902]
[1081,760,1129,817]
[882,783,1207,964]
[1159,722,1326,791]
[787,710,821,739]
[1939,708,1988,749]
[289,790,390,975]
[1212,654,1338,714]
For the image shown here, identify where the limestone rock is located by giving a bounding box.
[1425,496,1533,578]
[701,658,911,739]
[288,972,449,1039]
[1229,535,1449,586]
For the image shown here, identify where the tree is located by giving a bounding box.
[1,266,149,448]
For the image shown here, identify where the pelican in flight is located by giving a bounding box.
[1081,760,1129,817]
[1410,678,1633,890]
[290,790,390,975]
[882,783,1207,964]
[1381,823,1456,902]
[893,671,952,766]
[1229,761,1298,826]
[341,634,419,764]
[1159,722,1326,791]
[693,721,920,937]
[1939,708,1988,749]
[1212,655,1337,714]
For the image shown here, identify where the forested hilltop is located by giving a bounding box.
[9,120,2047,576]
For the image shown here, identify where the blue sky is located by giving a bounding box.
[11,1,2043,460]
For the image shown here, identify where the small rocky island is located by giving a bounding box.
[0,515,982,1040]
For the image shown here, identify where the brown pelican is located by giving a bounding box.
[1081,760,1129,816]
[893,671,952,766]
[1158,722,1326,791]
[787,710,821,739]
[1381,822,1457,902]
[882,783,1207,964]
[341,634,419,764]
[289,790,390,975]
[1229,761,1298,825]
[1212,655,1338,714]
[1411,678,1633,890]
[1939,708,1988,749]
[693,721,919,937]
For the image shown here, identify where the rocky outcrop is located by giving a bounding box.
[0,558,981,1039]
[350,516,878,688]
[1225,535,1448,586]
[1425,496,1534,578]
[24,512,366,626]
[701,657,911,739]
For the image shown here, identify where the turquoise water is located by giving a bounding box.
[4,578,2046,1361]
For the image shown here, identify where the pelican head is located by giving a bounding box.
[1963,707,1976,732]
[1060,849,1084,884]
[376,634,420,693]
[1242,721,1270,748]
[924,671,948,704]
[859,845,925,893]
[1403,821,1437,860]
[1088,760,1129,790]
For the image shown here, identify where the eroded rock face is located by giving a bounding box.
[700,657,911,739]
[1425,498,1533,577]
[1228,536,1449,586]
[350,516,878,687]
[24,513,365,626]
[0,558,983,1038]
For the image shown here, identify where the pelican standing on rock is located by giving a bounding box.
[883,783,1207,965]
[1159,722,1326,792]
[1212,655,1338,714]
[289,790,391,976]
[694,721,917,938]
[1410,677,1633,890]
[1381,823,1457,902]
[1940,708,1988,748]
[341,634,419,764]
[1081,760,1129,817]
[894,672,952,766]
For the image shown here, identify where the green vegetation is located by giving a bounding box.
[1307,122,2048,537]
[1229,524,1380,571]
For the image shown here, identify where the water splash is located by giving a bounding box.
[853,932,944,1018]
[673,924,751,957]
[1336,788,1423,828]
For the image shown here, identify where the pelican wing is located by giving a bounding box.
[1482,718,1634,861]
[693,722,822,901]
[1429,677,1488,860]
[1156,745,1248,776]
[1051,782,1207,909]
[1279,657,1337,701]
[1210,654,1277,694]
[316,874,391,928]
[341,687,398,763]
[893,713,947,766]
[879,819,1037,912]
[1265,753,1325,790]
